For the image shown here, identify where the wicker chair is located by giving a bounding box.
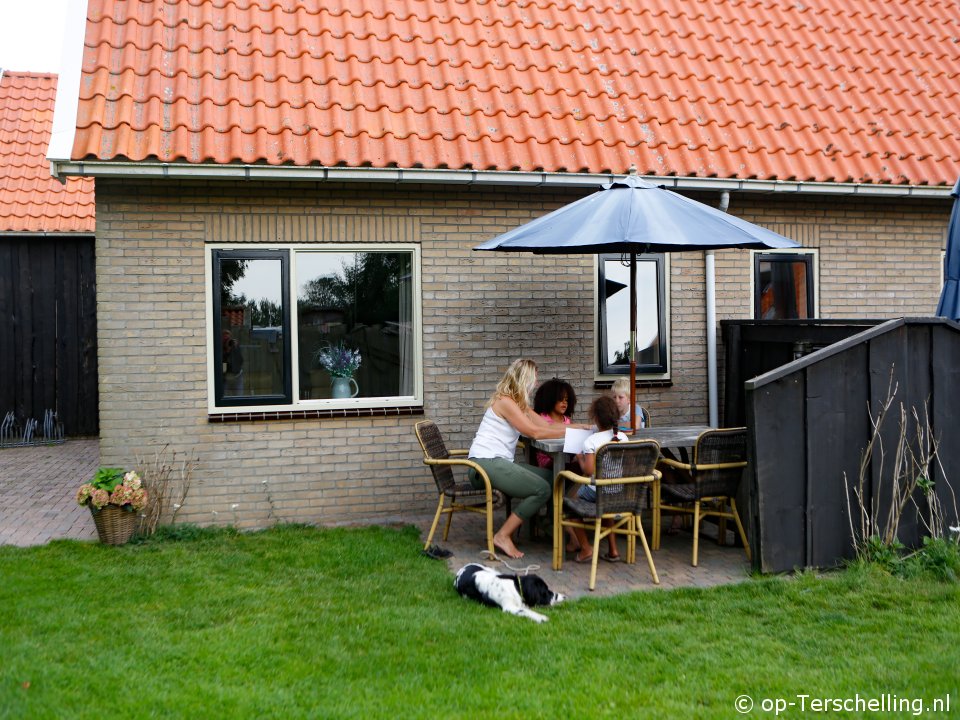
[414,420,502,557]
[553,440,662,591]
[657,427,751,567]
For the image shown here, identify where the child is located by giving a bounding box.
[532,378,577,469]
[570,395,628,564]
[611,377,648,433]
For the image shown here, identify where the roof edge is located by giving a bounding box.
[46,0,87,176]
[46,161,955,198]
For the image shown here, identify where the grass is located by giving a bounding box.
[2,525,958,719]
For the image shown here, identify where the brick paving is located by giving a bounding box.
[0,438,100,546]
[418,508,752,600]
[0,439,752,598]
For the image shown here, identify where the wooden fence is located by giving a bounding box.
[744,318,960,573]
[0,236,98,437]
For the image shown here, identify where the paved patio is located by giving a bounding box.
[0,439,752,599]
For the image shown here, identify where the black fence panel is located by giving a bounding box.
[745,318,960,573]
[0,236,98,437]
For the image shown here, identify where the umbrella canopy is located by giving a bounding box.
[475,175,799,430]
[936,177,960,321]
[474,175,798,255]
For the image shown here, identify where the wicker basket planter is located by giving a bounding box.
[90,505,138,545]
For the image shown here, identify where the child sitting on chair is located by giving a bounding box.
[611,377,649,433]
[532,377,577,469]
[570,395,628,564]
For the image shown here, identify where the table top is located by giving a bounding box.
[530,424,713,453]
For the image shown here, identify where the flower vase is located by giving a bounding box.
[90,505,138,545]
[331,376,359,398]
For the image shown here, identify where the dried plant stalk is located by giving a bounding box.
[135,445,198,536]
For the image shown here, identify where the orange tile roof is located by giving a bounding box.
[0,72,94,233]
[70,0,960,186]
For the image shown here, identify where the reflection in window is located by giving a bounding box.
[296,252,415,400]
[211,246,419,410]
[754,253,814,319]
[598,253,667,375]
[215,252,290,405]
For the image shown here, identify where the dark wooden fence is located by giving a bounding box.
[0,236,98,436]
[743,318,960,573]
[722,319,883,427]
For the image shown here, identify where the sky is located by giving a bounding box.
[0,0,72,74]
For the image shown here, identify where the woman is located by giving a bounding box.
[468,359,589,559]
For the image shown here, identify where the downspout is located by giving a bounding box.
[706,191,730,427]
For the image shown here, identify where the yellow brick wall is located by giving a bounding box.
[93,180,949,529]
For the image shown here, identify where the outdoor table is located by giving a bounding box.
[530,424,712,553]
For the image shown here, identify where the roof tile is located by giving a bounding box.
[70,0,960,185]
[0,72,95,233]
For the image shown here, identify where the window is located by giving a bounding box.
[597,253,668,376]
[753,252,816,319]
[210,245,421,412]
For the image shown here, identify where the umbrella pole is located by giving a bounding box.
[630,252,637,433]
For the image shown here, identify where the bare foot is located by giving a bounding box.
[493,533,524,559]
[574,549,593,563]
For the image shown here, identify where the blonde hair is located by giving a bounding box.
[611,377,631,396]
[487,359,538,412]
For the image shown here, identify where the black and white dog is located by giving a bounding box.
[454,563,565,623]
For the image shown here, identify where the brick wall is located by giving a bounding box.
[94,180,949,529]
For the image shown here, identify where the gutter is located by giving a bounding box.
[45,160,954,198]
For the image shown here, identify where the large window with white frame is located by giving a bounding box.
[752,249,818,319]
[597,253,668,377]
[209,244,421,412]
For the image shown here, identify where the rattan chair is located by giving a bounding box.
[657,427,751,567]
[553,440,662,591]
[414,419,502,557]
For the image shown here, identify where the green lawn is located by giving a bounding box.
[2,525,957,719]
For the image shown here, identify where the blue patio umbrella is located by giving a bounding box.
[475,175,799,429]
[936,177,960,321]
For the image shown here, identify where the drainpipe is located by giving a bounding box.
[706,191,730,427]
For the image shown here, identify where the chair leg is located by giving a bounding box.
[692,500,701,567]
[635,514,660,584]
[589,519,602,591]
[626,516,636,565]
[425,496,446,550]
[441,503,455,541]
[652,481,661,550]
[729,498,751,562]
[553,479,563,571]
[481,496,495,558]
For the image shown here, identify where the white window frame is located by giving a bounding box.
[749,248,819,320]
[205,242,423,414]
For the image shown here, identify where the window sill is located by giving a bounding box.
[593,378,673,390]
[208,405,424,423]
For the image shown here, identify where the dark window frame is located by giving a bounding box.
[753,252,815,320]
[597,252,668,376]
[212,248,293,407]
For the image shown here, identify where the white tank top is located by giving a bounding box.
[469,407,520,460]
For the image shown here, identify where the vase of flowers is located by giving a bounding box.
[76,467,148,545]
[314,341,361,398]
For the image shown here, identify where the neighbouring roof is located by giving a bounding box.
[0,71,94,233]
[66,0,960,186]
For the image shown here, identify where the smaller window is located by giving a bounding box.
[598,253,668,376]
[754,253,815,320]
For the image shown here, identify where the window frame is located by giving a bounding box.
[595,252,670,380]
[206,243,423,415]
[750,249,819,320]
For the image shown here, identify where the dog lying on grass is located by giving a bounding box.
[454,563,565,623]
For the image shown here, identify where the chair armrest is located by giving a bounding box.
[448,449,469,457]
[423,457,495,495]
[658,456,690,471]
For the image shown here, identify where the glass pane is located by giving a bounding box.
[219,258,286,398]
[296,251,414,399]
[758,259,809,319]
[603,257,661,367]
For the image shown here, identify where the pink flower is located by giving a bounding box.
[90,489,110,510]
[76,483,94,506]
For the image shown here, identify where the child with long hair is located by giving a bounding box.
[570,395,628,563]
[532,377,577,469]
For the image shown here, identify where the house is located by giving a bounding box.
[47,0,959,528]
[0,70,97,437]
